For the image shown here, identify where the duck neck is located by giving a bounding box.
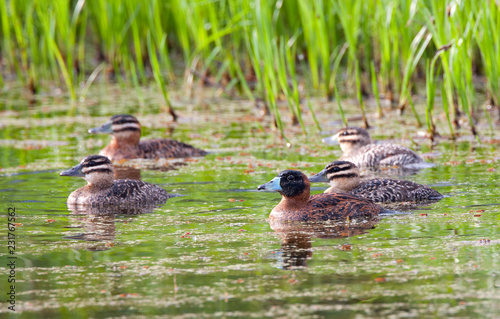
[325,186,348,193]
[279,187,311,209]
[340,143,360,156]
[110,131,141,148]
[85,173,115,189]
[340,137,371,156]
[330,175,361,192]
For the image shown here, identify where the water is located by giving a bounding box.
[1,85,499,318]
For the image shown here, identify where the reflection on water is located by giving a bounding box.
[113,163,187,181]
[64,213,116,246]
[113,162,193,181]
[0,85,499,318]
[64,203,166,251]
[114,166,142,180]
[111,159,189,175]
[360,166,423,178]
[271,218,379,269]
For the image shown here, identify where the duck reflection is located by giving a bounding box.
[271,218,379,270]
[113,166,142,180]
[65,203,165,251]
[113,161,187,180]
[360,166,426,178]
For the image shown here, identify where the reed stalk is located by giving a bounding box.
[0,0,497,138]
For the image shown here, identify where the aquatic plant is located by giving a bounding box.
[0,0,498,137]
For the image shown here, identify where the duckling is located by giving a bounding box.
[309,161,443,203]
[322,127,423,167]
[60,155,168,206]
[257,170,382,222]
[89,114,207,162]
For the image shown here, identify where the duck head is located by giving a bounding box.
[322,127,372,154]
[258,170,310,198]
[89,114,142,145]
[309,161,361,192]
[61,155,114,188]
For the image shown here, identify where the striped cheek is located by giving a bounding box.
[328,172,358,180]
[82,165,114,186]
[339,137,361,144]
[82,164,113,175]
[112,122,141,133]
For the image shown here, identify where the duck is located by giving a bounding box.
[89,114,207,162]
[60,155,168,206]
[309,160,443,203]
[322,127,424,167]
[257,170,382,222]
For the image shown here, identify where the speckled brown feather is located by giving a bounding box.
[348,179,443,203]
[139,139,207,158]
[341,143,423,167]
[270,192,382,222]
[68,179,168,206]
[100,138,207,161]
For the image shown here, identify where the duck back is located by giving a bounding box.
[341,143,423,167]
[352,179,443,203]
[139,139,207,159]
[68,179,168,206]
[271,192,382,222]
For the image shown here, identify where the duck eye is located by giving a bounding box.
[342,131,348,136]
[287,175,294,181]
[333,167,340,172]
[88,161,95,166]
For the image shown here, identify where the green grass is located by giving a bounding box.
[0,0,498,137]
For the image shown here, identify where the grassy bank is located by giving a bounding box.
[0,0,498,138]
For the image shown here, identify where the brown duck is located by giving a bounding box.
[89,114,207,162]
[322,127,424,167]
[257,170,382,222]
[309,161,443,203]
[60,155,168,206]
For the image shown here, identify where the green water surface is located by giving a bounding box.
[1,85,499,318]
